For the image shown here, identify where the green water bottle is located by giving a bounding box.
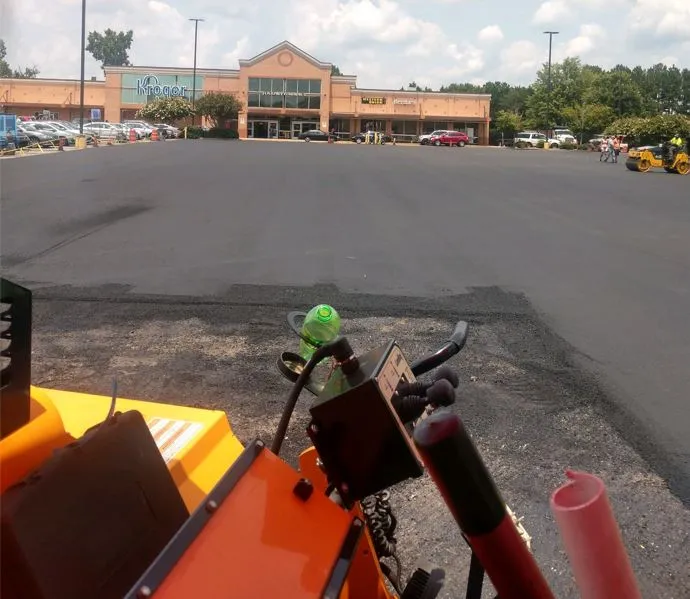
[299,304,341,361]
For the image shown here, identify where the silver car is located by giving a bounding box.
[83,122,126,141]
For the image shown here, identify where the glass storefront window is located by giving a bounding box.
[245,77,320,111]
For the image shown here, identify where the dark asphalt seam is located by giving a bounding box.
[29,295,534,319]
[7,222,115,267]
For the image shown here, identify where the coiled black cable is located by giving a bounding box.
[361,491,398,558]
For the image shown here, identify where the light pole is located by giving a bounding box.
[79,0,86,133]
[543,31,559,129]
[189,18,204,125]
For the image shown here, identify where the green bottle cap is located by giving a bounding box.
[316,305,333,322]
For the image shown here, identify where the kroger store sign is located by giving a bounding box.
[136,75,188,97]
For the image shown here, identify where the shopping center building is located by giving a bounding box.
[0,41,491,143]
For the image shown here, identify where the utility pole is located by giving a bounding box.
[543,31,559,129]
[79,0,86,133]
[189,18,204,126]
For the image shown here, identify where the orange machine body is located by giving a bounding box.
[138,444,359,599]
[1,388,398,599]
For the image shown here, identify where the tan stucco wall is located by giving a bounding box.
[0,78,105,116]
[332,92,489,120]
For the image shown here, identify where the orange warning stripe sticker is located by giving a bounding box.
[146,417,203,464]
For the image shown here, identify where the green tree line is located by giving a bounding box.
[436,58,690,139]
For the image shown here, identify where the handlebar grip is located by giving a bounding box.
[413,411,555,599]
[448,321,468,350]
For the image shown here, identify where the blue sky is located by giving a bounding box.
[1,0,688,88]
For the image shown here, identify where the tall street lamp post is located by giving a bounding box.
[79,0,86,134]
[543,31,559,129]
[189,18,204,126]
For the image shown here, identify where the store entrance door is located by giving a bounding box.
[248,120,279,139]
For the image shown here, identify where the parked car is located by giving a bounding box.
[351,132,392,144]
[1,129,30,149]
[44,121,95,144]
[429,130,470,147]
[298,129,335,142]
[83,122,126,141]
[18,124,59,147]
[419,130,448,145]
[154,124,181,139]
[123,121,154,139]
[514,131,547,147]
[551,128,577,144]
[21,122,75,145]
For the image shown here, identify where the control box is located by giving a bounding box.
[308,340,424,501]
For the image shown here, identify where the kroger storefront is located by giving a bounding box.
[0,41,491,143]
[116,72,204,121]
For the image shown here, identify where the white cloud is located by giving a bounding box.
[628,0,690,39]
[533,1,572,25]
[499,40,543,76]
[288,0,427,49]
[1,0,689,91]
[562,23,605,57]
[477,25,504,43]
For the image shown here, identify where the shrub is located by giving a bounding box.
[184,126,204,139]
[560,142,577,150]
[206,128,238,139]
[536,139,545,148]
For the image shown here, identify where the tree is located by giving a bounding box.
[87,29,134,68]
[0,39,39,78]
[494,110,522,134]
[193,92,244,128]
[681,69,690,116]
[331,65,342,76]
[136,96,194,123]
[605,114,690,145]
[562,104,616,142]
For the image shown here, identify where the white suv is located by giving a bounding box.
[514,131,547,147]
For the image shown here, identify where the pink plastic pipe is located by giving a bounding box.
[551,470,642,599]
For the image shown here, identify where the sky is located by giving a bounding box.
[1,0,689,89]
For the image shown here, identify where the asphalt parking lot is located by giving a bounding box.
[2,140,689,598]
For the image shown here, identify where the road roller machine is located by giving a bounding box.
[625,143,689,175]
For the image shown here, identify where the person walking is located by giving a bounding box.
[612,136,621,163]
[600,136,609,162]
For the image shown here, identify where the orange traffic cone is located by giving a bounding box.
[129,129,137,143]
[151,129,159,142]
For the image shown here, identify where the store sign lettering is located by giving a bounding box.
[361,97,386,105]
[258,90,307,97]
[136,75,188,97]
[393,98,416,105]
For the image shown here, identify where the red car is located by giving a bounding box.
[430,131,469,147]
